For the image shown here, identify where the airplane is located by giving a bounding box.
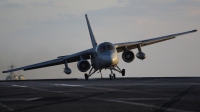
[2,14,197,80]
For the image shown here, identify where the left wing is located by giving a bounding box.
[2,48,94,73]
[114,30,197,52]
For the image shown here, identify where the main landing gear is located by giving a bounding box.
[84,67,97,80]
[122,69,125,76]
[84,65,125,80]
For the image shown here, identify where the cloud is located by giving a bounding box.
[150,0,178,3]
[188,8,200,17]
[0,0,130,36]
[2,0,130,15]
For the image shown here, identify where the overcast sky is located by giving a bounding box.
[0,0,200,80]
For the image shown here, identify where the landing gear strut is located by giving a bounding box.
[99,70,103,79]
[84,65,125,80]
[109,68,116,80]
[109,65,125,80]
[109,73,116,80]
[111,65,125,77]
[84,67,97,80]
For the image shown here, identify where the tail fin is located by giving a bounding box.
[85,14,97,48]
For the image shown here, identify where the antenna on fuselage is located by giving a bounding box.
[85,14,97,48]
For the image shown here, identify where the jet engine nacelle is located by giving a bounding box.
[77,60,91,72]
[64,68,71,74]
[122,50,135,63]
[136,52,146,60]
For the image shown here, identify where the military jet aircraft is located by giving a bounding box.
[2,14,197,80]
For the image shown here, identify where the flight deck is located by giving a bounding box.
[0,77,199,112]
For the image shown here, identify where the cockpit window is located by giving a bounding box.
[97,42,115,53]
[107,44,114,51]
[98,45,107,53]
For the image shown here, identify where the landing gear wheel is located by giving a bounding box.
[109,74,112,80]
[84,73,88,80]
[122,69,125,76]
[113,73,116,79]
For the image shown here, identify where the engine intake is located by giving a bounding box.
[77,60,91,72]
[136,52,146,60]
[122,50,135,63]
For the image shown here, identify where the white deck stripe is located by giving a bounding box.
[12,85,27,88]
[112,98,174,100]
[103,99,193,112]
[0,102,14,111]
[25,97,43,101]
[54,84,83,87]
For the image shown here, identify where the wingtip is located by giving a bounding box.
[2,71,6,73]
[85,14,87,17]
[194,29,197,32]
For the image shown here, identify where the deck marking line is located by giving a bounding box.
[0,102,14,111]
[54,84,83,87]
[112,98,175,101]
[103,99,192,112]
[26,97,43,101]
[12,85,27,88]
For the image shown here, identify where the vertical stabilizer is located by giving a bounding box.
[85,14,97,48]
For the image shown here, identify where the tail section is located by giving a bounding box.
[85,14,97,48]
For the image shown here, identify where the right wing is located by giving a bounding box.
[114,30,197,52]
[2,48,94,73]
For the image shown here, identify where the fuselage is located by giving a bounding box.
[91,42,119,70]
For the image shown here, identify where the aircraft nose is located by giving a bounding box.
[101,55,112,65]
[111,53,119,65]
[100,52,119,67]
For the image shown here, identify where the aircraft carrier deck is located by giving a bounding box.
[0,77,199,112]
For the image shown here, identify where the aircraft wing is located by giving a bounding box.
[114,30,197,53]
[2,48,94,73]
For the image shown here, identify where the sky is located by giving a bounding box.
[0,0,200,80]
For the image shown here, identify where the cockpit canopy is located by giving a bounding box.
[96,42,115,53]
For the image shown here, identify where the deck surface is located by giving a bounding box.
[0,77,199,112]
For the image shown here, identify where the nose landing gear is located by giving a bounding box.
[109,73,116,80]
[109,69,116,80]
[109,65,125,80]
